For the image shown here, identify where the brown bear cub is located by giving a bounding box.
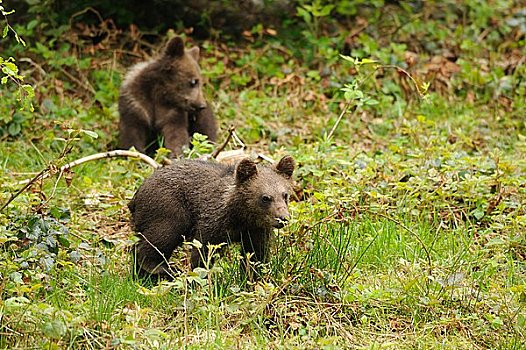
[118,36,217,156]
[129,156,295,279]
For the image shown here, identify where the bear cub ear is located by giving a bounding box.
[275,155,295,179]
[165,36,185,58]
[187,46,200,61]
[236,158,258,184]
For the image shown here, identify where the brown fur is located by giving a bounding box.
[118,36,217,156]
[129,156,295,278]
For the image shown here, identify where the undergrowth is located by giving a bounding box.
[1,1,525,348]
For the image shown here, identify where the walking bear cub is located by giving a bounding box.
[119,36,217,156]
[129,156,295,278]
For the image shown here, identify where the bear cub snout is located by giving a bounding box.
[128,156,296,279]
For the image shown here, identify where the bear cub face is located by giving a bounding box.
[157,37,207,112]
[234,156,295,230]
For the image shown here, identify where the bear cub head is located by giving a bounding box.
[158,36,207,112]
[234,155,296,230]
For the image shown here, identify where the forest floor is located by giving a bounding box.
[1,2,525,349]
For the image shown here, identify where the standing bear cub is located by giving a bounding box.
[119,36,217,156]
[129,156,295,278]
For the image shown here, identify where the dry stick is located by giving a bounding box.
[0,168,47,212]
[2,151,160,212]
[4,129,250,211]
[231,129,246,149]
[16,150,160,186]
[211,125,236,159]
[61,149,160,169]
[4,127,253,212]
[383,64,427,97]
[19,57,47,76]
[58,67,96,96]
[257,153,275,163]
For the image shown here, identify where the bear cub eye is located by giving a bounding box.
[261,195,273,204]
[282,192,290,203]
[190,78,199,87]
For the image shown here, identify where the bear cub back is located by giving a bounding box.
[119,36,217,156]
[129,156,296,278]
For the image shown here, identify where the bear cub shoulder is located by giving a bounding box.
[119,36,217,156]
[129,156,296,278]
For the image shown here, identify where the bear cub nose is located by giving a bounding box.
[274,215,289,229]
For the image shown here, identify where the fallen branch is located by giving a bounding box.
[2,150,160,212]
[16,150,160,186]
[59,149,161,171]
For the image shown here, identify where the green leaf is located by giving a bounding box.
[42,320,67,339]
[361,58,379,65]
[297,7,312,24]
[9,271,23,283]
[2,61,18,76]
[80,129,99,139]
[12,112,25,123]
[8,122,21,136]
[343,89,364,101]
[472,208,485,220]
[314,4,334,17]
[4,296,30,309]
[27,19,38,31]
[2,25,8,38]
[22,84,34,98]
[14,32,25,46]
[339,54,358,64]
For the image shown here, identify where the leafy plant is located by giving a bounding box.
[0,0,34,112]
[1,1,526,348]
[184,133,215,159]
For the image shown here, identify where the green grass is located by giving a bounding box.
[1,1,526,348]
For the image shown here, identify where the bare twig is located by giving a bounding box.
[2,151,160,212]
[136,232,177,280]
[19,57,47,76]
[59,150,161,171]
[0,169,47,212]
[16,150,160,186]
[211,125,236,159]
[383,64,427,97]
[58,66,96,96]
[231,129,246,149]
[69,7,104,27]
[256,153,275,163]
